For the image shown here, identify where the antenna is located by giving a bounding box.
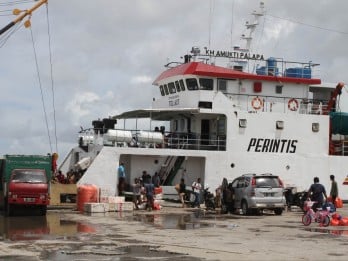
[241,2,265,51]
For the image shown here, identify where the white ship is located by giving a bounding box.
[59,3,348,200]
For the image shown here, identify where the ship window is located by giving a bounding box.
[276,85,283,94]
[199,78,213,90]
[218,79,227,92]
[175,81,181,92]
[218,117,226,134]
[186,78,199,90]
[168,82,176,94]
[173,120,178,131]
[159,85,165,96]
[179,79,186,91]
[163,84,169,95]
[198,101,212,109]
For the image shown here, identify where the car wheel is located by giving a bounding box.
[274,208,283,215]
[241,201,249,215]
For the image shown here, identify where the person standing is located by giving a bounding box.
[117,163,126,196]
[179,178,186,208]
[192,178,202,208]
[144,174,155,211]
[330,174,338,207]
[152,172,160,188]
[132,178,142,210]
[308,177,327,211]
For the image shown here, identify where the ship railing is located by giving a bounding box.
[329,140,348,156]
[343,142,348,156]
[101,129,226,151]
[164,132,226,151]
[225,93,330,114]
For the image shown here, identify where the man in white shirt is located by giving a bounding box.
[192,178,202,208]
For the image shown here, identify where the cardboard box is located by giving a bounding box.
[109,196,125,203]
[115,202,134,212]
[99,188,112,197]
[154,193,163,200]
[84,203,109,213]
[99,196,109,203]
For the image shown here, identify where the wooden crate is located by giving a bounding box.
[50,183,77,207]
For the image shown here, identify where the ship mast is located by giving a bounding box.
[0,0,48,36]
[229,2,265,71]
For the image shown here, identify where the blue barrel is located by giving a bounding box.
[267,57,277,70]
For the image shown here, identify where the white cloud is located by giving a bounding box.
[65,92,100,122]
[131,75,153,84]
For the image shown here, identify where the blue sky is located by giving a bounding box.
[1,0,348,164]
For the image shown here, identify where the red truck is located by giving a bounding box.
[0,154,53,216]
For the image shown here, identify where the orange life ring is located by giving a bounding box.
[251,97,263,110]
[288,98,299,111]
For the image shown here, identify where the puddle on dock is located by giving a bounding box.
[41,245,201,261]
[0,209,238,242]
[0,212,96,241]
[303,227,348,236]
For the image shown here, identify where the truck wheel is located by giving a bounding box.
[274,208,283,215]
[40,206,47,216]
[6,203,12,217]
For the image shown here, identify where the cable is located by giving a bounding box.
[45,3,58,154]
[267,14,348,35]
[0,21,22,47]
[230,0,235,50]
[0,0,35,6]
[29,24,53,154]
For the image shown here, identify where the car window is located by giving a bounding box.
[255,177,280,188]
[237,178,245,188]
[245,177,250,187]
[231,179,239,188]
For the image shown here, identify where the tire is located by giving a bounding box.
[6,204,11,217]
[302,214,311,226]
[274,208,283,215]
[221,203,228,214]
[206,200,215,210]
[241,201,249,215]
[322,215,330,227]
[40,205,47,216]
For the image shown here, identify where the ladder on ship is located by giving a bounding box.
[159,156,185,185]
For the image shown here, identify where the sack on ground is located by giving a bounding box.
[336,197,343,208]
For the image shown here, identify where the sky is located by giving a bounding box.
[1,0,348,164]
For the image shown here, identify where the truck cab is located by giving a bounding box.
[0,155,52,216]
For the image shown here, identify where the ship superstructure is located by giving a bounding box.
[59,3,348,200]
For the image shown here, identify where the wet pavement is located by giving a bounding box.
[1,203,348,260]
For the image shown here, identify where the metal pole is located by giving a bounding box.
[0,0,48,36]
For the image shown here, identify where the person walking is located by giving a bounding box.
[308,177,327,211]
[330,174,338,207]
[179,178,186,208]
[192,178,202,208]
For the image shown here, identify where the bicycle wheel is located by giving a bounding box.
[302,214,311,226]
[321,215,330,227]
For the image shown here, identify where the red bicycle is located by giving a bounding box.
[302,201,331,227]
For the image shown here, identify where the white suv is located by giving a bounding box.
[231,173,286,215]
